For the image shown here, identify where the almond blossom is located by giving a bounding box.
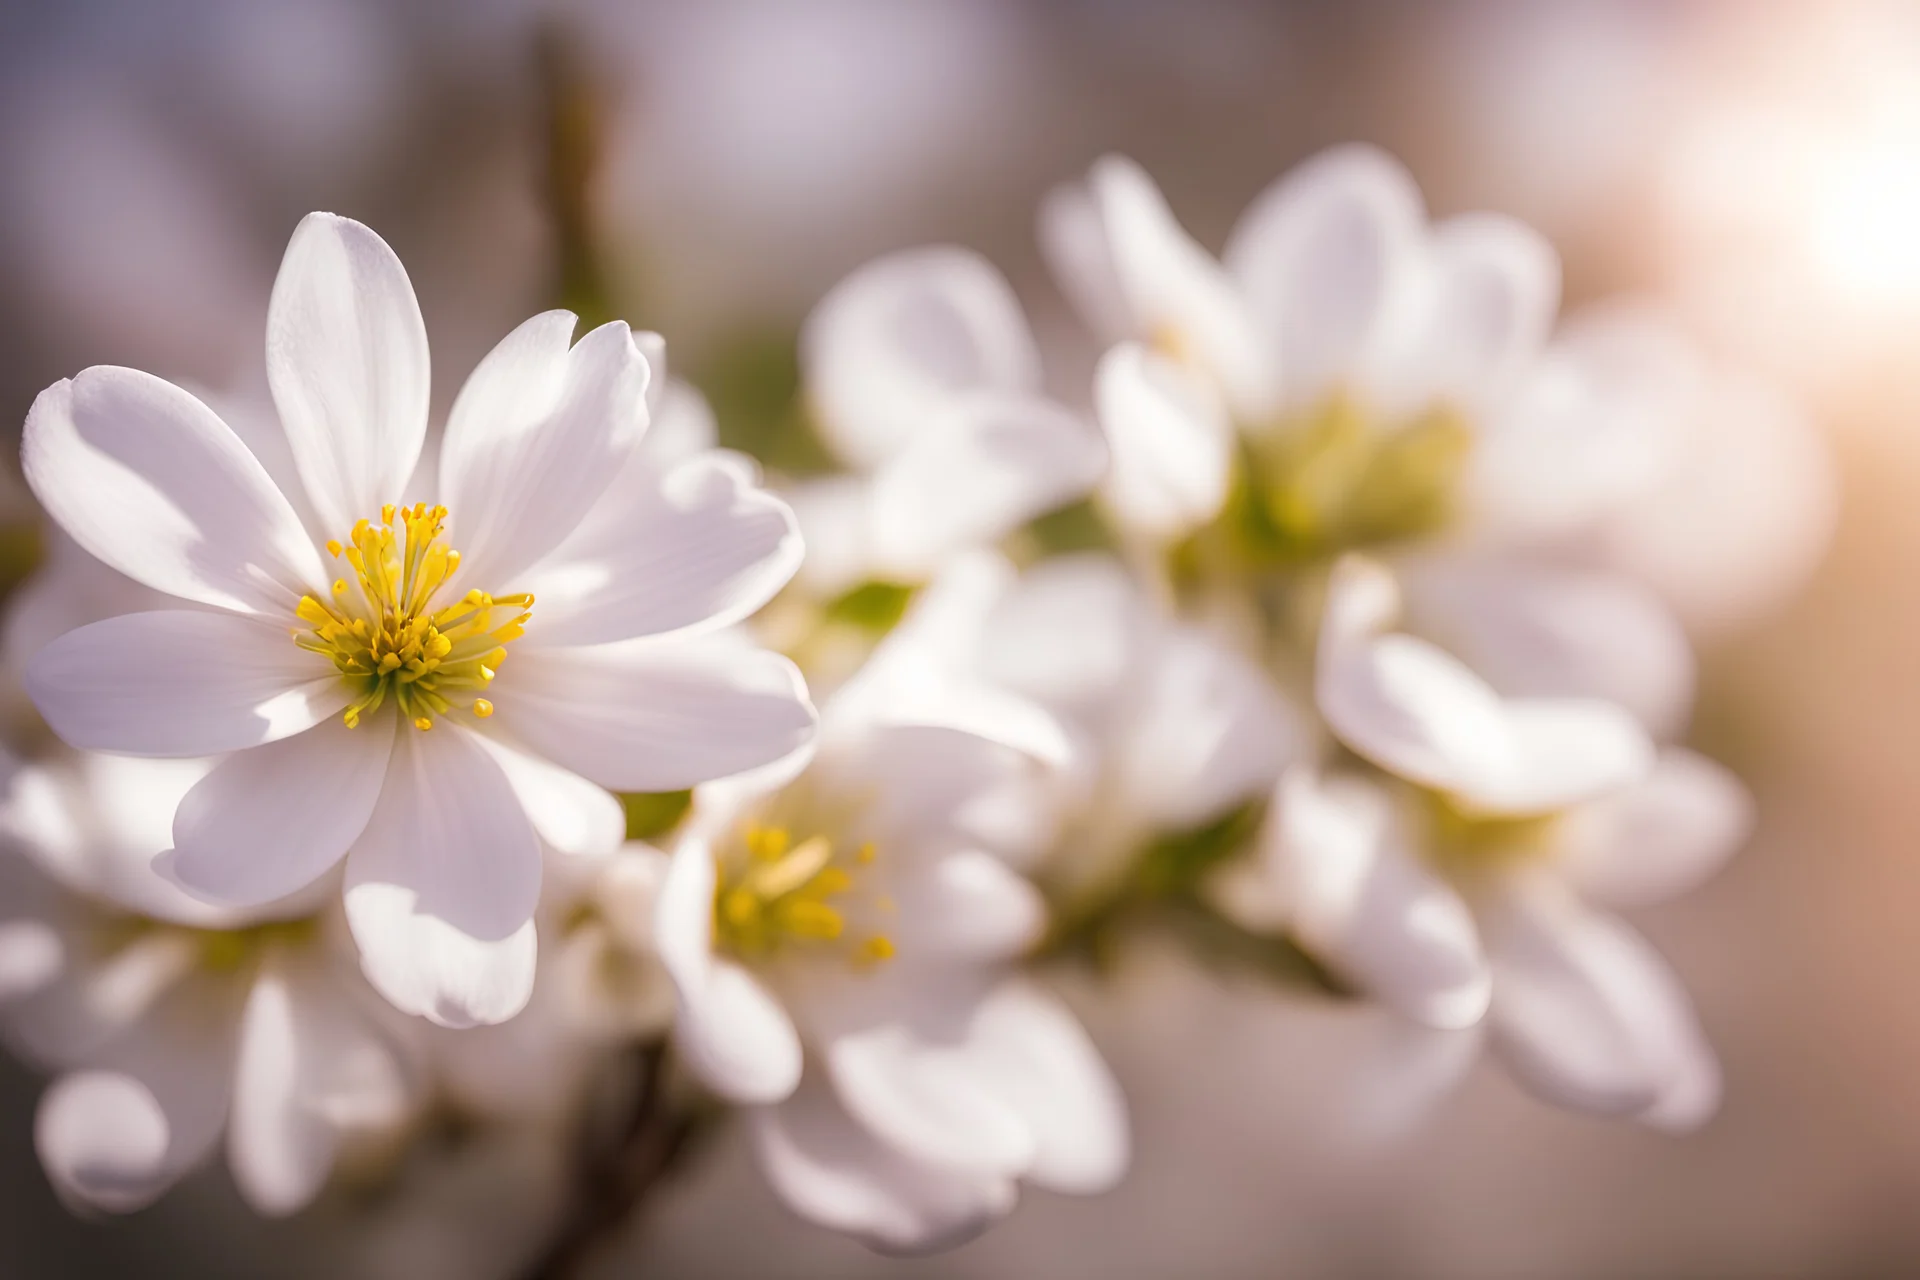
[1257,557,1748,1125]
[19,212,818,1028]
[786,247,1108,596]
[654,572,1127,1251]
[1044,147,1831,639]
[0,748,423,1214]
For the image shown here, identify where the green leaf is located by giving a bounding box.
[619,790,693,842]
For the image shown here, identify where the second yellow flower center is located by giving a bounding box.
[293,502,532,731]
[713,822,896,966]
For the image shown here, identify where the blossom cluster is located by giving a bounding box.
[0,144,1830,1260]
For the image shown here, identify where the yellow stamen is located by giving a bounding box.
[712,825,894,968]
[291,503,531,731]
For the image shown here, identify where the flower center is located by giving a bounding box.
[1173,391,1472,580]
[712,822,896,966]
[1421,791,1563,873]
[293,503,532,731]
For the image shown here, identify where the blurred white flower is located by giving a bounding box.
[654,575,1127,1251]
[953,552,1305,899]
[0,749,423,1216]
[1260,557,1749,1127]
[20,211,817,1029]
[788,248,1107,595]
[1045,149,1832,635]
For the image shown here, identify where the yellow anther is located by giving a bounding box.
[811,866,853,896]
[412,716,433,731]
[343,707,361,729]
[722,888,761,928]
[294,504,531,730]
[713,825,895,967]
[747,835,833,899]
[778,899,845,940]
[746,824,790,861]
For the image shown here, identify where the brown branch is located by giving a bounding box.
[514,1040,711,1280]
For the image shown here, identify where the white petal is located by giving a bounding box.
[0,756,249,927]
[1265,769,1490,1029]
[1093,342,1233,541]
[266,213,429,535]
[1,531,176,684]
[785,474,878,596]
[887,849,1046,962]
[0,919,64,1003]
[1470,304,1699,543]
[824,1021,1035,1178]
[1480,876,1720,1126]
[974,552,1147,727]
[491,639,816,793]
[1316,556,1652,814]
[655,835,802,1104]
[865,391,1107,577]
[638,378,720,468]
[469,734,625,862]
[1400,554,1696,740]
[1113,624,1302,832]
[517,451,801,647]
[37,1072,194,1213]
[1079,156,1273,416]
[1224,144,1426,405]
[33,974,242,1213]
[836,572,1075,773]
[22,369,325,614]
[168,716,391,907]
[27,611,347,757]
[228,949,418,1216]
[1597,375,1837,638]
[343,725,542,1027]
[964,979,1128,1194]
[811,722,1062,873]
[802,247,1041,471]
[1377,214,1560,413]
[1558,749,1752,910]
[1493,702,1660,815]
[752,1075,1015,1254]
[441,314,652,586]
[1039,176,1134,341]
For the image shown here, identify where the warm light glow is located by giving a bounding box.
[1807,132,1920,304]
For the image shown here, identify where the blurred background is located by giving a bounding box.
[0,1,1916,1275]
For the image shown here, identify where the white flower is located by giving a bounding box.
[20,212,817,1028]
[0,749,423,1215]
[941,552,1305,898]
[1261,557,1748,1126]
[653,578,1127,1251]
[1045,150,1833,636]
[787,247,1108,594]
[1046,147,1557,543]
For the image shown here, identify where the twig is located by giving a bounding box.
[514,1040,708,1280]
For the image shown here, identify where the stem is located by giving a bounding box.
[514,1040,710,1280]
[535,20,619,329]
